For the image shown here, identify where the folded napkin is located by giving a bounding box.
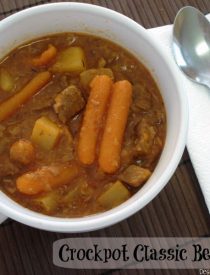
[148,15,210,213]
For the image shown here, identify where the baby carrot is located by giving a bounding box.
[16,163,79,195]
[32,44,57,66]
[0,71,51,122]
[99,80,132,173]
[77,75,113,165]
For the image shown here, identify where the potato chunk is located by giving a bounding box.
[51,47,86,73]
[63,179,93,204]
[35,191,59,212]
[119,165,151,187]
[80,68,114,89]
[0,69,14,92]
[98,180,130,209]
[31,116,62,150]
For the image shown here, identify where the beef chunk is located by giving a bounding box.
[119,165,151,187]
[132,84,152,111]
[143,136,163,168]
[53,85,85,123]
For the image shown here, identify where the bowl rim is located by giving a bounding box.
[0,2,188,232]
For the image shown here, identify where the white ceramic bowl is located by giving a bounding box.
[0,2,188,232]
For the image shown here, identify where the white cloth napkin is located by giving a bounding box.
[148,15,210,213]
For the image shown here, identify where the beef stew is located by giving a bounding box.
[0,33,166,217]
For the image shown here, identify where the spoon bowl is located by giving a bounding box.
[173,6,210,88]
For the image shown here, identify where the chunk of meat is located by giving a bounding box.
[135,118,156,155]
[53,85,85,123]
[10,139,35,165]
[132,83,152,111]
[144,136,163,168]
[118,165,151,187]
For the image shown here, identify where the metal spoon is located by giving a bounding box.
[173,6,210,88]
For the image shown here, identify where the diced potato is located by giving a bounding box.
[63,179,93,203]
[80,68,114,89]
[51,47,86,73]
[63,184,80,203]
[119,165,151,187]
[0,69,14,92]
[98,180,130,209]
[31,116,62,150]
[35,191,59,212]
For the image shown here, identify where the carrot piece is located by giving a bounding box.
[99,80,132,173]
[16,163,79,195]
[32,44,57,67]
[77,75,113,165]
[0,71,51,122]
